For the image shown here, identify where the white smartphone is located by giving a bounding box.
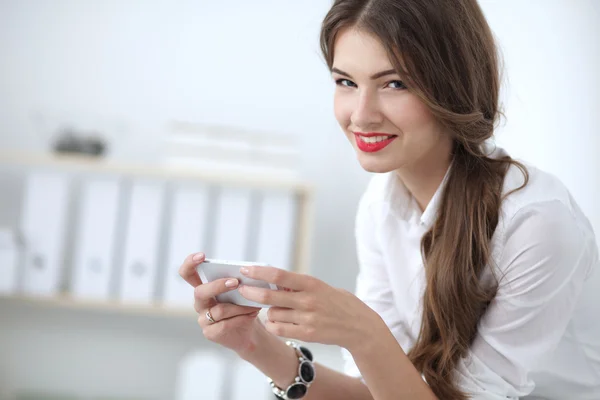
[197,258,279,308]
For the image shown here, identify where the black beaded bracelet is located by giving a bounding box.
[268,341,316,400]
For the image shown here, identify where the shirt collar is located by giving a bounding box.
[413,142,504,228]
[419,164,452,228]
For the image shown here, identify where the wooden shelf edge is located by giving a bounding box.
[0,294,197,319]
[0,150,315,193]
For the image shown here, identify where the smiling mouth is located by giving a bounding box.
[353,132,398,153]
[356,134,398,143]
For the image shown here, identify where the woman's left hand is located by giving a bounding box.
[237,265,384,351]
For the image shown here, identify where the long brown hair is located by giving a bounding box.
[320,1,528,398]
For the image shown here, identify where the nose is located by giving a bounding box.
[350,89,383,131]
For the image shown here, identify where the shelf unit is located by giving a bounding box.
[0,150,314,315]
[0,293,197,319]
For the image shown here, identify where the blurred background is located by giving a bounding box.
[0,0,598,399]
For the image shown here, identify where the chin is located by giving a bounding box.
[357,156,398,173]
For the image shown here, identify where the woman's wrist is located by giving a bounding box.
[237,319,299,389]
[268,341,316,399]
[345,311,388,356]
[236,319,268,360]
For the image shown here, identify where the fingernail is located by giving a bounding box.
[240,267,249,275]
[225,279,239,288]
[193,252,204,262]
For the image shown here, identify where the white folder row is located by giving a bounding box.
[163,185,209,306]
[118,181,166,304]
[20,172,71,296]
[0,228,19,295]
[256,190,297,271]
[229,358,273,400]
[71,178,121,300]
[12,171,299,305]
[212,187,253,261]
[175,350,272,400]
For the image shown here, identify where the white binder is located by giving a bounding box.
[255,191,297,271]
[118,181,165,303]
[175,350,227,400]
[212,187,252,260]
[71,178,121,300]
[20,172,70,296]
[0,228,19,295]
[230,358,272,400]
[163,185,209,306]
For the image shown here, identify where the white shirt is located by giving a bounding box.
[342,146,600,400]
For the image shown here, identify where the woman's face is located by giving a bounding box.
[332,28,452,174]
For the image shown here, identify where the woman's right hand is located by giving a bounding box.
[179,252,264,355]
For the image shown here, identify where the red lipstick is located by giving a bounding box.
[353,132,398,153]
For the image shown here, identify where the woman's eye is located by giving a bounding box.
[335,79,357,88]
[387,80,407,90]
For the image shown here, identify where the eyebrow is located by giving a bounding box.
[331,67,398,80]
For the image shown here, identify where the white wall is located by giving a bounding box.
[1,0,598,291]
[483,0,600,238]
[0,0,598,399]
[0,0,369,290]
[0,1,366,399]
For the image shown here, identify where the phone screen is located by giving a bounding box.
[197,259,279,308]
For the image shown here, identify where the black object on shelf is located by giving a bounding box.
[52,127,107,157]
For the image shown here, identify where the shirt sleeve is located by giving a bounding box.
[342,189,404,381]
[454,200,597,399]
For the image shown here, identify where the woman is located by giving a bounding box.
[179,0,600,399]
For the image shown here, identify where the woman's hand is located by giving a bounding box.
[237,265,384,352]
[179,252,264,356]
